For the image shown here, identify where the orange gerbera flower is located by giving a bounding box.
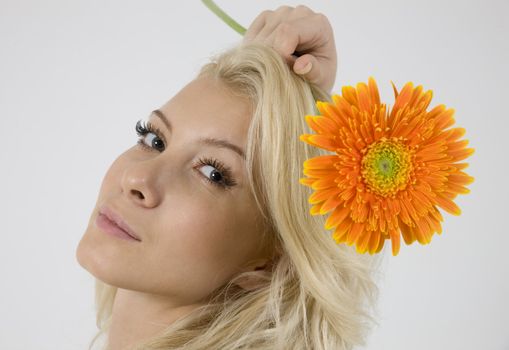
[299,77,475,256]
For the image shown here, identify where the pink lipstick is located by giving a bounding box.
[96,208,141,242]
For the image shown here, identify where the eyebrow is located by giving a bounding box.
[151,109,246,160]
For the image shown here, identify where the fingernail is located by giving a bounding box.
[296,62,312,74]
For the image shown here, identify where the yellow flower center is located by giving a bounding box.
[361,137,413,198]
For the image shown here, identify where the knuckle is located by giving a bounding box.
[315,12,326,21]
[274,22,296,45]
[273,25,295,51]
[295,4,312,13]
[260,9,273,18]
[314,12,331,28]
[277,21,294,35]
[249,10,271,28]
[275,5,293,12]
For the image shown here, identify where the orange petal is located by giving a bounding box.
[448,171,475,185]
[410,217,427,243]
[426,104,446,120]
[390,81,414,118]
[423,214,440,238]
[313,115,340,134]
[333,229,348,244]
[374,235,386,253]
[304,115,323,135]
[447,182,471,195]
[309,187,341,204]
[299,177,315,187]
[451,163,470,171]
[306,135,338,151]
[390,80,399,99]
[320,194,343,215]
[414,215,432,244]
[342,85,358,106]
[356,82,372,114]
[331,95,354,125]
[325,205,350,230]
[427,214,441,233]
[398,198,413,225]
[303,167,337,177]
[430,204,444,219]
[446,139,470,152]
[448,147,475,162]
[433,108,455,130]
[399,220,416,245]
[434,192,461,216]
[311,175,339,190]
[347,221,365,245]
[445,127,466,142]
[338,186,356,201]
[389,228,401,256]
[368,76,381,106]
[333,216,353,243]
[357,230,372,254]
[310,203,323,215]
[368,230,381,254]
[409,190,430,216]
[303,155,338,169]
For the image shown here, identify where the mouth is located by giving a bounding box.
[98,205,142,242]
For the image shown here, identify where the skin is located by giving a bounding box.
[244,4,338,95]
[76,76,273,350]
[76,5,338,349]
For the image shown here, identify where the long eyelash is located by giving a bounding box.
[136,119,165,143]
[134,119,237,190]
[196,156,237,190]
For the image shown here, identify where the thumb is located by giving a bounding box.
[293,54,321,83]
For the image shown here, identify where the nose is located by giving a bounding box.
[120,160,162,208]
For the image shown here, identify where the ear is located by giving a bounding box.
[234,259,272,291]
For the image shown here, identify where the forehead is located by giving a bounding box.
[158,76,253,143]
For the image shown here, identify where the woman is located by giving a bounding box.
[76,5,381,350]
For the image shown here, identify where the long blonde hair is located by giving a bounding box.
[89,41,384,350]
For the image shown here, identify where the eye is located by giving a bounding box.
[134,119,237,190]
[194,157,237,190]
[135,119,165,152]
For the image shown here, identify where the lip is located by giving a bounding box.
[97,205,142,242]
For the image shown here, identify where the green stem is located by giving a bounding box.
[201,0,246,35]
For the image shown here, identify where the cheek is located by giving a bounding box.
[166,195,240,262]
[146,193,246,298]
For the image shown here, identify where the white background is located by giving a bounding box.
[1,0,507,349]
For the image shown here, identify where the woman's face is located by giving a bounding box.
[76,75,270,305]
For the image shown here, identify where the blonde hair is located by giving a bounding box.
[88,41,384,350]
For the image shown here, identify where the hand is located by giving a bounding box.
[243,5,338,95]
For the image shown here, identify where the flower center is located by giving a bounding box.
[361,137,413,198]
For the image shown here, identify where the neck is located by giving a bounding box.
[106,288,202,350]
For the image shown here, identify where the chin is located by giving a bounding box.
[75,232,146,292]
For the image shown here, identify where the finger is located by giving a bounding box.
[267,23,300,67]
[244,10,271,42]
[256,5,315,41]
[245,6,315,50]
[280,13,333,54]
[266,14,334,68]
[293,54,323,85]
[297,53,337,94]
[286,4,315,21]
[257,7,294,43]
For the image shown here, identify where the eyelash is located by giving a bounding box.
[134,119,237,190]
